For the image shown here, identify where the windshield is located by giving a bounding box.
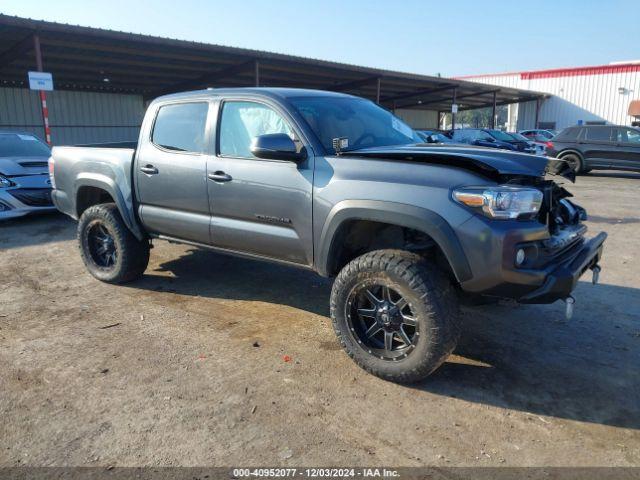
[488,130,516,142]
[289,96,421,153]
[0,133,51,157]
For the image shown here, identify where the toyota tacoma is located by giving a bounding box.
[50,88,606,383]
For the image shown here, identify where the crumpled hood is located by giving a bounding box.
[342,144,575,181]
[0,156,50,177]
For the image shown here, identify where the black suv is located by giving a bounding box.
[546,125,640,173]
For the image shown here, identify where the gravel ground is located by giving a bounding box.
[0,172,639,467]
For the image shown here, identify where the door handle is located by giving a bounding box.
[140,164,158,175]
[208,171,232,182]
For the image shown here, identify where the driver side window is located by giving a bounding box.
[219,101,293,159]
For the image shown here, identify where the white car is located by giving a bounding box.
[0,131,56,219]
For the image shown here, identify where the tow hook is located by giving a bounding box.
[591,265,601,285]
[564,296,575,320]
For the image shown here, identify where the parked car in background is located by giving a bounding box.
[545,125,640,173]
[508,132,545,156]
[450,128,536,154]
[0,131,55,219]
[416,129,454,143]
[520,129,557,141]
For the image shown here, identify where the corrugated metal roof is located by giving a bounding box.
[0,14,544,112]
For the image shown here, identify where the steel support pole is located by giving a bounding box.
[451,88,457,130]
[376,77,381,104]
[534,98,540,129]
[33,34,51,145]
[255,60,260,87]
[491,91,497,129]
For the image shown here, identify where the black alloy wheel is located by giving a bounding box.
[347,282,418,360]
[87,221,118,269]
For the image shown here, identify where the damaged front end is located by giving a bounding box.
[501,175,607,311]
[456,166,606,317]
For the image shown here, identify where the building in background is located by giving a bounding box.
[458,61,640,131]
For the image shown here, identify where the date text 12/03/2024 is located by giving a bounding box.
[231,468,400,478]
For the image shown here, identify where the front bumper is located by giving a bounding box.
[0,187,56,219]
[518,232,606,303]
[457,215,607,304]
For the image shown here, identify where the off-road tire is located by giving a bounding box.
[78,203,149,284]
[330,249,460,383]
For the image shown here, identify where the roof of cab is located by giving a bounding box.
[153,87,355,104]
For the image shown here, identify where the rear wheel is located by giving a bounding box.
[78,203,149,283]
[560,152,585,174]
[330,249,460,383]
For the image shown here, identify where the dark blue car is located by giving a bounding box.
[416,129,454,144]
[450,128,535,154]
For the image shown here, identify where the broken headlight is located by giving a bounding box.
[453,186,543,220]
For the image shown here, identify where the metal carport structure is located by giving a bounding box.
[0,14,545,143]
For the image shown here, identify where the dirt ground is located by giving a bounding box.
[1,172,639,468]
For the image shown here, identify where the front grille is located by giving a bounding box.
[9,188,53,206]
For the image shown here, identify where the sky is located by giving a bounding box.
[2,0,639,77]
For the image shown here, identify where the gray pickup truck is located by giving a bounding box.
[50,88,606,383]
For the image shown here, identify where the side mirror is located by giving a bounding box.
[250,133,306,162]
[486,137,495,142]
[427,134,440,143]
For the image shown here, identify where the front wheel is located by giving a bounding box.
[330,249,460,383]
[78,203,150,283]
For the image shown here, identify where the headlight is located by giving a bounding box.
[0,175,14,188]
[48,157,56,189]
[453,186,543,220]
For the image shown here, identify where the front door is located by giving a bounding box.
[206,99,314,266]
[135,101,212,244]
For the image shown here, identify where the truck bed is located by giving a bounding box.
[50,144,139,235]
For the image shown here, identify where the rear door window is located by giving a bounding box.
[152,102,209,153]
[584,126,613,142]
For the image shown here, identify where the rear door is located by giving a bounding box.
[612,127,640,170]
[135,101,213,244]
[206,98,314,266]
[580,126,615,168]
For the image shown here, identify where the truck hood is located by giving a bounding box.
[342,144,575,182]
[0,156,50,177]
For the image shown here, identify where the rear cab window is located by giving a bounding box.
[151,102,209,153]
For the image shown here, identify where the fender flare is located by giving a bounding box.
[316,200,472,282]
[74,172,145,240]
